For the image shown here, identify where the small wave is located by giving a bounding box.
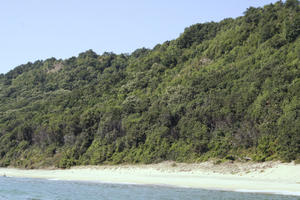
[235,189,300,196]
[47,178,61,181]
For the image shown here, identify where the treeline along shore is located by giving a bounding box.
[0,0,299,168]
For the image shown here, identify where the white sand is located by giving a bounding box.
[0,161,299,196]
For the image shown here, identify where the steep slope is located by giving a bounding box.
[0,0,299,168]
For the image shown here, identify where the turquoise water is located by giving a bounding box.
[0,177,299,200]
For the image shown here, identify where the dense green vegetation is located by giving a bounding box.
[0,0,299,168]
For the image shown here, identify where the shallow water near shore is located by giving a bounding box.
[0,177,299,200]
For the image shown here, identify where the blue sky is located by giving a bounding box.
[0,0,278,74]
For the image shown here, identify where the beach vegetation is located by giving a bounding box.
[0,0,299,168]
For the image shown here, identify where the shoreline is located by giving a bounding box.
[0,161,299,196]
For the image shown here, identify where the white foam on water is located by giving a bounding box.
[235,189,300,196]
[47,178,60,181]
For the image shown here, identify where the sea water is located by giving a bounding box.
[0,177,298,200]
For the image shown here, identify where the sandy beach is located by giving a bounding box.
[0,161,299,196]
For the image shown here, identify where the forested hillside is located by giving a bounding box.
[0,0,299,168]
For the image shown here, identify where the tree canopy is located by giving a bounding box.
[0,0,299,168]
